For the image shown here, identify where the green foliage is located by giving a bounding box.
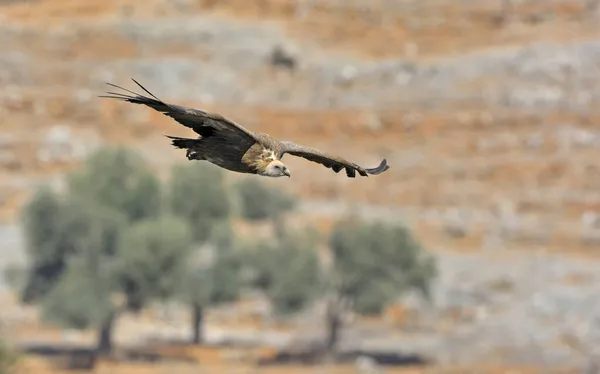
[118,216,193,310]
[19,146,212,353]
[234,178,296,221]
[329,219,437,315]
[168,162,230,242]
[3,263,26,294]
[0,340,18,374]
[181,250,244,309]
[68,146,161,223]
[41,256,115,330]
[208,219,235,251]
[246,229,322,316]
[21,189,126,303]
[34,199,126,329]
[242,239,277,291]
[20,187,67,302]
[22,186,63,261]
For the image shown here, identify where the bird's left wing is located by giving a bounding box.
[99,79,258,144]
[278,141,389,178]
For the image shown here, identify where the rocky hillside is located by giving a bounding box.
[1,0,600,257]
[4,1,600,370]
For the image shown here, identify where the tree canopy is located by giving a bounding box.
[19,147,188,354]
[67,146,161,223]
[329,219,436,315]
[117,216,193,311]
[17,145,437,359]
[234,178,296,221]
[244,228,322,316]
[168,162,231,242]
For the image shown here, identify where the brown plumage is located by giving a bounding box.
[99,79,390,178]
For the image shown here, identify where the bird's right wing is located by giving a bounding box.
[100,79,258,144]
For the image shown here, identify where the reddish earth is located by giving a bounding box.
[0,0,599,256]
[2,1,600,371]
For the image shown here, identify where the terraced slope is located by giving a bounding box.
[1,0,600,256]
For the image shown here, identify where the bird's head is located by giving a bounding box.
[262,160,291,178]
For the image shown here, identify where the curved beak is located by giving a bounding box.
[284,169,291,178]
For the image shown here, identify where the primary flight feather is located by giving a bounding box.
[100,79,390,178]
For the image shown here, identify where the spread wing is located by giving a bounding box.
[278,141,389,178]
[99,78,258,144]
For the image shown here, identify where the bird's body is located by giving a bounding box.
[100,79,390,179]
[168,132,282,175]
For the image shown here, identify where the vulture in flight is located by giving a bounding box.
[100,79,390,178]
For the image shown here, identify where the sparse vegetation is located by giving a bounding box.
[323,218,437,354]
[0,340,17,374]
[168,162,245,344]
[20,147,186,356]
[17,145,436,362]
[67,147,162,223]
[246,215,436,358]
[168,162,231,242]
[179,248,245,344]
[234,178,296,222]
[2,0,600,371]
[235,177,297,238]
[247,227,323,316]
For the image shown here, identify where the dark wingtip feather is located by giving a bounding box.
[365,158,390,175]
[131,78,161,101]
[99,80,164,106]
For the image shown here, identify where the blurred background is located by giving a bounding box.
[1,0,600,373]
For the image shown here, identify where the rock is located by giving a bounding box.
[0,134,16,150]
[395,70,412,85]
[355,355,382,373]
[404,42,419,59]
[363,112,383,132]
[479,111,494,126]
[32,99,47,117]
[0,151,20,170]
[37,125,74,163]
[525,132,544,149]
[337,64,358,86]
[508,86,564,108]
[402,113,422,130]
[270,45,297,71]
[170,0,195,12]
[75,89,93,104]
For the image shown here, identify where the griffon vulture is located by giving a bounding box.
[100,79,390,178]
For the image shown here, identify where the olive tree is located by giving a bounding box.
[168,162,231,242]
[67,146,161,222]
[325,219,437,353]
[0,339,17,374]
[244,227,323,316]
[20,186,72,303]
[179,249,244,344]
[234,178,296,237]
[168,162,246,344]
[19,146,190,356]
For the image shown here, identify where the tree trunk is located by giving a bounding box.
[192,304,204,345]
[324,297,343,359]
[272,216,286,239]
[325,309,341,354]
[96,312,116,356]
